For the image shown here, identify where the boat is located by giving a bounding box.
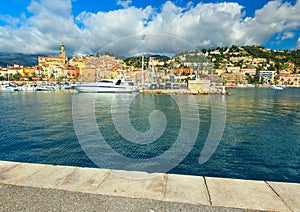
[0,83,18,92]
[36,85,56,91]
[17,84,38,92]
[73,79,139,93]
[272,85,284,90]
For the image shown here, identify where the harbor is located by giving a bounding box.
[1,1,300,211]
[0,89,299,182]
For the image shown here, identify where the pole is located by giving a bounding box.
[141,55,144,89]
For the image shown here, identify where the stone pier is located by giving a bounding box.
[0,161,299,211]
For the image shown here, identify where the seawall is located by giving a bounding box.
[0,160,299,211]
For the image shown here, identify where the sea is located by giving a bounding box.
[0,88,299,183]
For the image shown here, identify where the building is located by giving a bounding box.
[277,74,300,86]
[222,73,247,86]
[259,70,276,83]
[240,67,257,76]
[171,67,194,76]
[38,43,68,67]
[81,67,96,82]
[215,68,226,76]
[226,66,240,74]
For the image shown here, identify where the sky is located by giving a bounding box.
[0,0,300,57]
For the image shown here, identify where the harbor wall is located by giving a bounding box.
[0,160,299,211]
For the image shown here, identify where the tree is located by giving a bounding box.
[12,73,21,81]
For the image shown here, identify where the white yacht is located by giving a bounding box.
[272,85,284,90]
[74,79,139,93]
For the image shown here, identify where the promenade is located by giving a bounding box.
[0,160,299,211]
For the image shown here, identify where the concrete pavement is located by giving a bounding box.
[0,160,299,211]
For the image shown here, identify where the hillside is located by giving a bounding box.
[0,53,38,67]
[206,45,300,69]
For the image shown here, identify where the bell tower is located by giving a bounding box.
[59,42,68,64]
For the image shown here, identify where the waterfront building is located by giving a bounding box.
[45,65,64,81]
[38,43,68,67]
[65,65,80,81]
[0,64,25,80]
[69,56,89,79]
[0,67,7,80]
[76,55,125,82]
[80,67,96,82]
[259,70,276,84]
[277,74,300,86]
[221,72,247,86]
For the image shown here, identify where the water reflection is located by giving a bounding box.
[0,88,299,183]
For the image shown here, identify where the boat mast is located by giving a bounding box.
[141,55,144,89]
[151,61,155,83]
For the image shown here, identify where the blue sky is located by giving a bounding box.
[0,0,300,56]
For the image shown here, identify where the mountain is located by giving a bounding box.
[0,53,38,67]
[125,54,170,61]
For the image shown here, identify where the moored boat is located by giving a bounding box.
[0,83,18,92]
[36,85,56,91]
[74,79,139,93]
[272,85,284,90]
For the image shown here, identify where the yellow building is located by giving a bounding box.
[81,67,96,82]
[69,56,89,79]
[38,43,68,67]
[215,68,226,76]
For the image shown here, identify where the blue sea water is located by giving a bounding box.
[0,88,299,183]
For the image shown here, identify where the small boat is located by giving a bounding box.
[272,85,283,90]
[74,79,139,93]
[17,84,38,92]
[36,85,56,91]
[0,83,18,91]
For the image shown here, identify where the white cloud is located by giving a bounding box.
[242,0,300,44]
[117,0,132,9]
[297,37,300,48]
[280,32,295,40]
[0,15,20,25]
[146,1,246,49]
[0,0,300,56]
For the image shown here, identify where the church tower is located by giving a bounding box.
[59,42,68,64]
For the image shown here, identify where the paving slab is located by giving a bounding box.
[96,170,167,200]
[206,177,290,211]
[53,167,110,193]
[163,174,210,205]
[17,164,76,188]
[267,181,300,212]
[0,162,46,185]
[0,160,19,169]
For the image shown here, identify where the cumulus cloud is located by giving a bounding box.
[280,32,295,40]
[0,0,300,56]
[297,37,300,48]
[146,1,246,48]
[241,0,300,45]
[117,0,132,8]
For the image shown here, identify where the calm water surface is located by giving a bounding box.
[0,88,299,183]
